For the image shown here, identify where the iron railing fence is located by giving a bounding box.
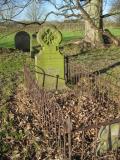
[24,65,120,160]
[27,64,65,90]
[24,65,72,159]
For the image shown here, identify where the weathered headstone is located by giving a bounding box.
[15,31,30,52]
[31,32,40,58]
[97,123,120,155]
[35,25,65,90]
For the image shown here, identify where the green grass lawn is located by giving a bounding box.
[0,30,83,48]
[0,26,120,94]
[62,30,84,42]
[0,27,119,48]
[0,33,15,48]
[109,28,120,37]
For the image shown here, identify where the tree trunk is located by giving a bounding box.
[84,0,103,46]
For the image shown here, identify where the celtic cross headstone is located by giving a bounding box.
[35,25,65,90]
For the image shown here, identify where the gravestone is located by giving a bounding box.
[96,123,120,155]
[31,32,40,58]
[35,25,65,90]
[15,31,30,52]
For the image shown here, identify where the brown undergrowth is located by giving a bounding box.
[1,84,120,159]
[0,85,59,160]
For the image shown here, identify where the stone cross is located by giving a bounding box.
[35,25,65,90]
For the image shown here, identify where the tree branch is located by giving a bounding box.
[76,0,98,30]
[102,11,120,18]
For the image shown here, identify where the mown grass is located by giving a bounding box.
[62,30,84,42]
[0,27,119,48]
[0,33,15,48]
[109,28,120,37]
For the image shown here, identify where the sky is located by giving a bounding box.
[14,0,114,22]
[15,0,64,21]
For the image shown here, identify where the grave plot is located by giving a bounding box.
[35,25,66,90]
[24,65,120,159]
[15,31,30,52]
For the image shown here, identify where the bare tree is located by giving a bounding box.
[0,0,31,21]
[0,0,47,25]
[0,0,120,47]
[110,0,120,24]
[0,1,16,21]
[44,0,120,46]
[26,0,44,22]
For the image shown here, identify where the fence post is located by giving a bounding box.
[81,131,84,160]
[67,116,72,160]
[42,72,45,88]
[64,56,69,82]
[56,75,59,90]
[63,119,67,160]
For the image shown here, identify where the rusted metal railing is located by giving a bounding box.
[24,65,72,159]
[24,64,120,159]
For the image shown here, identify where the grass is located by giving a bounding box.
[0,53,26,104]
[0,104,25,157]
[0,53,37,159]
[74,47,120,96]
[0,53,25,157]
[0,30,83,48]
[0,33,15,48]
[109,28,120,37]
[0,27,119,48]
[0,53,47,159]
[0,26,120,158]
[61,30,84,42]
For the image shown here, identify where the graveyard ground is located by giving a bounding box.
[0,53,52,159]
[0,51,120,159]
[0,25,120,159]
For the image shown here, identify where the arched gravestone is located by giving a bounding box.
[35,25,65,90]
[15,31,30,52]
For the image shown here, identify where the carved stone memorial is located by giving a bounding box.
[15,31,30,52]
[35,25,65,90]
[97,123,120,155]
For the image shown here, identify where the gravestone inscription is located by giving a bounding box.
[35,25,65,90]
[15,31,30,52]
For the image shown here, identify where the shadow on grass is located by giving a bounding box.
[0,42,14,48]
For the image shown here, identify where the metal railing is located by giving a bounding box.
[24,65,120,160]
[28,65,65,90]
